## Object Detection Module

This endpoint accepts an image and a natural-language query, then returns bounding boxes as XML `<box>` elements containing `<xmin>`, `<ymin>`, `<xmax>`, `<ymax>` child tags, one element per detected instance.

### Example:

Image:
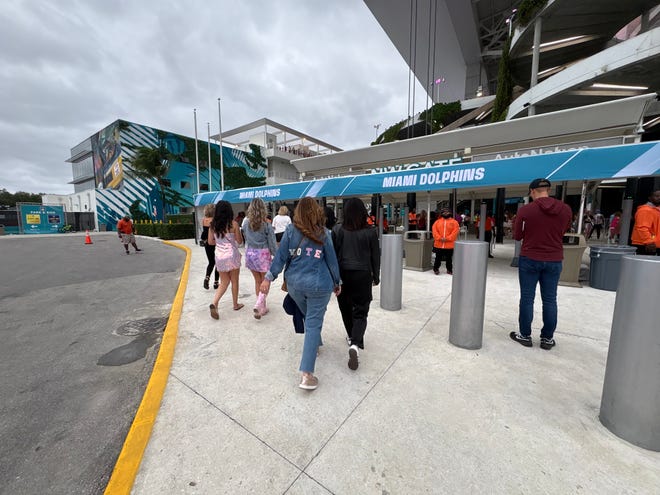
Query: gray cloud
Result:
<box><xmin>1</xmin><ymin>0</ymin><xmax>422</xmax><ymax>194</ymax></box>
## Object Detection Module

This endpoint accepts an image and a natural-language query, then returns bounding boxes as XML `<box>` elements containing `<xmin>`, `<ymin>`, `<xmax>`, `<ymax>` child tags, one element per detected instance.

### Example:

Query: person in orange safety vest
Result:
<box><xmin>431</xmin><ymin>208</ymin><xmax>460</xmax><ymax>275</ymax></box>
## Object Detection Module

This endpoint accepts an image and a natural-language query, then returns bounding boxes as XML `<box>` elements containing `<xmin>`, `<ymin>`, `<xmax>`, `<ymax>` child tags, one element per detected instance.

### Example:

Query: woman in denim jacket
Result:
<box><xmin>260</xmin><ymin>197</ymin><xmax>342</xmax><ymax>390</ymax></box>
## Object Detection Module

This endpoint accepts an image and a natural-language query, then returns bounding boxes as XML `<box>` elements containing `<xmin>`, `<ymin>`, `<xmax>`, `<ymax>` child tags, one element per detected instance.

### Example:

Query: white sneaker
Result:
<box><xmin>348</xmin><ymin>345</ymin><xmax>359</xmax><ymax>370</ymax></box>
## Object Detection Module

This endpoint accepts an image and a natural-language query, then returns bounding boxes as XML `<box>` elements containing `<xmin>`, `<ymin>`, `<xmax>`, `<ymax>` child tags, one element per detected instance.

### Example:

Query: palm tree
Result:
<box><xmin>128</xmin><ymin>145</ymin><xmax>182</xmax><ymax>220</ymax></box>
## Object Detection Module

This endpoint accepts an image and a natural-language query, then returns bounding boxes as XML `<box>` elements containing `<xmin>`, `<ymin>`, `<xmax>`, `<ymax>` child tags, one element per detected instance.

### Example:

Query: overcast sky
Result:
<box><xmin>0</xmin><ymin>0</ymin><xmax>431</xmax><ymax>195</ymax></box>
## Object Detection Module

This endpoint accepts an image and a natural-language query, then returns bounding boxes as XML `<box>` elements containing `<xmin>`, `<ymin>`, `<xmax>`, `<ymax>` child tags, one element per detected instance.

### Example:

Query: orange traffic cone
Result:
<box><xmin>84</xmin><ymin>230</ymin><xmax>93</xmax><ymax>245</ymax></box>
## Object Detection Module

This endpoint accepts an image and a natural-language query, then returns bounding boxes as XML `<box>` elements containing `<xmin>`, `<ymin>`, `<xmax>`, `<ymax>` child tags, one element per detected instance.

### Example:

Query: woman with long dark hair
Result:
<box><xmin>259</xmin><ymin>197</ymin><xmax>342</xmax><ymax>391</ymax></box>
<box><xmin>201</xmin><ymin>203</ymin><xmax>219</xmax><ymax>290</ymax></box>
<box><xmin>208</xmin><ymin>200</ymin><xmax>244</xmax><ymax>319</ymax></box>
<box><xmin>241</xmin><ymin>198</ymin><xmax>277</xmax><ymax>319</ymax></box>
<box><xmin>332</xmin><ymin>198</ymin><xmax>380</xmax><ymax>370</ymax></box>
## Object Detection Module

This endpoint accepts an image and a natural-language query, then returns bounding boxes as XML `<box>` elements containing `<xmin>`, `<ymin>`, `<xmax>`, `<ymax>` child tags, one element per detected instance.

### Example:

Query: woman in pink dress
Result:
<box><xmin>208</xmin><ymin>200</ymin><xmax>244</xmax><ymax>319</ymax></box>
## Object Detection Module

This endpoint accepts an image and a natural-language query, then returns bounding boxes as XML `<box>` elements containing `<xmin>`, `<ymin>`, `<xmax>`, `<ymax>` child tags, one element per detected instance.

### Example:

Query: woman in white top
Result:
<box><xmin>272</xmin><ymin>205</ymin><xmax>292</xmax><ymax>244</ymax></box>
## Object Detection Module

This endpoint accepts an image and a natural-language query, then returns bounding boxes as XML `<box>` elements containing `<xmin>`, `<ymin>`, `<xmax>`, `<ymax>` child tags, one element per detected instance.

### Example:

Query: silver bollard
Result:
<box><xmin>380</xmin><ymin>234</ymin><xmax>403</xmax><ymax>311</ymax></box>
<box><xmin>449</xmin><ymin>241</ymin><xmax>489</xmax><ymax>349</ymax></box>
<box><xmin>618</xmin><ymin>198</ymin><xmax>633</xmax><ymax>246</ymax></box>
<box><xmin>478</xmin><ymin>202</ymin><xmax>486</xmax><ymax>241</ymax></box>
<box><xmin>600</xmin><ymin>256</ymin><xmax>660</xmax><ymax>451</ymax></box>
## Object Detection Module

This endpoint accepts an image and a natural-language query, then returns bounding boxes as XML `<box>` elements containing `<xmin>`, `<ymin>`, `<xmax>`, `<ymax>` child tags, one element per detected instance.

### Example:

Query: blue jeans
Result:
<box><xmin>518</xmin><ymin>256</ymin><xmax>562</xmax><ymax>339</ymax></box>
<box><xmin>287</xmin><ymin>287</ymin><xmax>332</xmax><ymax>373</ymax></box>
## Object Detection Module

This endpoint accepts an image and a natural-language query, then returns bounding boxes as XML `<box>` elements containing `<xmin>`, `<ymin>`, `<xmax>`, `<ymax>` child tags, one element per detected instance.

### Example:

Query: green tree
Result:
<box><xmin>0</xmin><ymin>188</ymin><xmax>44</xmax><ymax>207</ymax></box>
<box><xmin>491</xmin><ymin>37</ymin><xmax>513</xmax><ymax>122</ymax></box>
<box><xmin>128</xmin><ymin>199</ymin><xmax>151</xmax><ymax>222</ymax></box>
<box><xmin>245</xmin><ymin>144</ymin><xmax>267</xmax><ymax>171</ymax></box>
<box><xmin>127</xmin><ymin>145</ymin><xmax>183</xmax><ymax>220</ymax></box>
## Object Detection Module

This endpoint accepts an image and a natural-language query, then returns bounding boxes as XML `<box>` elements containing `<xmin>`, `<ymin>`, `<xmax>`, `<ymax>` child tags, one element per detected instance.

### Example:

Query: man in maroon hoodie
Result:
<box><xmin>510</xmin><ymin>178</ymin><xmax>572</xmax><ymax>350</ymax></box>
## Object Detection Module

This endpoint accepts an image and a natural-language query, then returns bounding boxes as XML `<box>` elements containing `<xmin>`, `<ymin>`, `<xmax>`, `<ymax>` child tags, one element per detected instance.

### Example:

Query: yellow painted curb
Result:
<box><xmin>104</xmin><ymin>241</ymin><xmax>191</xmax><ymax>495</ymax></box>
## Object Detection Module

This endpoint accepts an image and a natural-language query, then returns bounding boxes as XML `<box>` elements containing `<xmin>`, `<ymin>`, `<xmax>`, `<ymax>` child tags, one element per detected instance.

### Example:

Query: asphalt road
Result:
<box><xmin>0</xmin><ymin>233</ymin><xmax>184</xmax><ymax>495</ymax></box>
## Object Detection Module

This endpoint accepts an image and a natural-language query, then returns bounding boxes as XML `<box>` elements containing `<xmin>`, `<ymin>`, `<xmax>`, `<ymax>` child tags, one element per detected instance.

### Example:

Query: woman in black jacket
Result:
<box><xmin>332</xmin><ymin>198</ymin><xmax>381</xmax><ymax>371</ymax></box>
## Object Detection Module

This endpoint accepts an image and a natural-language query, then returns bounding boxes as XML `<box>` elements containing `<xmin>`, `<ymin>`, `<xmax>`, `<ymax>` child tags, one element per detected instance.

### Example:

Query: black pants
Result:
<box><xmin>433</xmin><ymin>247</ymin><xmax>454</xmax><ymax>273</ymax></box>
<box><xmin>484</xmin><ymin>230</ymin><xmax>493</xmax><ymax>254</ymax></box>
<box><xmin>204</xmin><ymin>244</ymin><xmax>219</xmax><ymax>281</ymax></box>
<box><xmin>337</xmin><ymin>270</ymin><xmax>373</xmax><ymax>349</ymax></box>
<box><xmin>634</xmin><ymin>245</ymin><xmax>660</xmax><ymax>256</ymax></box>
<box><xmin>594</xmin><ymin>225</ymin><xmax>603</xmax><ymax>239</ymax></box>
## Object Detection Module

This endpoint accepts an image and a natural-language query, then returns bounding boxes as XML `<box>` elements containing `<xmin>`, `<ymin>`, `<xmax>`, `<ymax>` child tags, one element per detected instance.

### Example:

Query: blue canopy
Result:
<box><xmin>194</xmin><ymin>141</ymin><xmax>660</xmax><ymax>206</ymax></box>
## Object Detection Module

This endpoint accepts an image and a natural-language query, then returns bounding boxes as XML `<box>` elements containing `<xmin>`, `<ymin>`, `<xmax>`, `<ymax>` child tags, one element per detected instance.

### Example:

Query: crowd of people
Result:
<box><xmin>276</xmin><ymin>145</ymin><xmax>316</xmax><ymax>158</ymax></box>
<box><xmin>204</xmin><ymin>197</ymin><xmax>379</xmax><ymax>391</ymax></box>
<box><xmin>196</xmin><ymin>185</ymin><xmax>659</xmax><ymax>390</ymax></box>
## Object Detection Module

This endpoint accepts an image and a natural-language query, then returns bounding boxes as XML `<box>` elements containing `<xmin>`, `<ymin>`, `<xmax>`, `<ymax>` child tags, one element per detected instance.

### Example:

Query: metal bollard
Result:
<box><xmin>478</xmin><ymin>202</ymin><xmax>486</xmax><ymax>241</ymax></box>
<box><xmin>449</xmin><ymin>241</ymin><xmax>489</xmax><ymax>349</ymax></box>
<box><xmin>380</xmin><ymin>234</ymin><xmax>403</xmax><ymax>311</ymax></box>
<box><xmin>618</xmin><ymin>198</ymin><xmax>633</xmax><ymax>246</ymax></box>
<box><xmin>600</xmin><ymin>256</ymin><xmax>660</xmax><ymax>451</ymax></box>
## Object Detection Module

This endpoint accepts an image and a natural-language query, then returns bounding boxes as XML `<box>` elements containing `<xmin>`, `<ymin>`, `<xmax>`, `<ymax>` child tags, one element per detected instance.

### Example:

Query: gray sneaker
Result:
<box><xmin>299</xmin><ymin>374</ymin><xmax>318</xmax><ymax>390</ymax></box>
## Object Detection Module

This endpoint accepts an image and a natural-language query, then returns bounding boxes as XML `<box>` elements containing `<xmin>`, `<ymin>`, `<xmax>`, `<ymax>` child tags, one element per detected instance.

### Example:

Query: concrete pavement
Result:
<box><xmin>131</xmin><ymin>238</ymin><xmax>660</xmax><ymax>494</ymax></box>
<box><xmin>0</xmin><ymin>233</ymin><xmax>183</xmax><ymax>495</ymax></box>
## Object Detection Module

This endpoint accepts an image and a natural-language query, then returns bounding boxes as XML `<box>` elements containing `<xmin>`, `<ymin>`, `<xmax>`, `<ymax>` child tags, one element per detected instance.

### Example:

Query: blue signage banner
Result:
<box><xmin>194</xmin><ymin>141</ymin><xmax>660</xmax><ymax>206</ymax></box>
<box><xmin>19</xmin><ymin>204</ymin><xmax>65</xmax><ymax>234</ymax></box>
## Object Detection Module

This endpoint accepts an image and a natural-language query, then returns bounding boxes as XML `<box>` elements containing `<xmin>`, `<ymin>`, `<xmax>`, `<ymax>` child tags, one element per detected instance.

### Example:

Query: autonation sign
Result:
<box><xmin>371</xmin><ymin>157</ymin><xmax>462</xmax><ymax>174</ymax></box>
<box><xmin>471</xmin><ymin>137</ymin><xmax>625</xmax><ymax>162</ymax></box>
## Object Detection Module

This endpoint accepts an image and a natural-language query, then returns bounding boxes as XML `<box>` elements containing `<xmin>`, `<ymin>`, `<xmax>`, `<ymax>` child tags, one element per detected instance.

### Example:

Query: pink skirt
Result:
<box><xmin>215</xmin><ymin>243</ymin><xmax>241</xmax><ymax>272</ymax></box>
<box><xmin>245</xmin><ymin>248</ymin><xmax>271</xmax><ymax>272</ymax></box>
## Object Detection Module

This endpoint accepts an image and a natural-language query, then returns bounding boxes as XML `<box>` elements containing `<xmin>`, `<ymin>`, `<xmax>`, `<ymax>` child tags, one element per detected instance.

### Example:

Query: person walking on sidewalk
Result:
<box><xmin>116</xmin><ymin>215</ymin><xmax>141</xmax><ymax>254</ymax></box>
<box><xmin>593</xmin><ymin>210</ymin><xmax>605</xmax><ymax>240</ymax></box>
<box><xmin>242</xmin><ymin>198</ymin><xmax>277</xmax><ymax>319</ymax></box>
<box><xmin>201</xmin><ymin>204</ymin><xmax>219</xmax><ymax>290</ymax></box>
<box><xmin>208</xmin><ymin>201</ymin><xmax>244</xmax><ymax>319</ymax></box>
<box><xmin>431</xmin><ymin>208</ymin><xmax>460</xmax><ymax>275</ymax></box>
<box><xmin>631</xmin><ymin>189</ymin><xmax>660</xmax><ymax>255</ymax></box>
<box><xmin>260</xmin><ymin>197</ymin><xmax>342</xmax><ymax>391</ymax></box>
<box><xmin>272</xmin><ymin>205</ymin><xmax>292</xmax><ymax>244</ymax></box>
<box><xmin>332</xmin><ymin>198</ymin><xmax>380</xmax><ymax>371</ymax></box>
<box><xmin>510</xmin><ymin>178</ymin><xmax>572</xmax><ymax>350</ymax></box>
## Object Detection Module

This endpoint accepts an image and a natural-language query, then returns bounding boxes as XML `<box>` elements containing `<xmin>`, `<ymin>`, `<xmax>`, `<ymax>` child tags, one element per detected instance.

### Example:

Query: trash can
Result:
<box><xmin>559</xmin><ymin>234</ymin><xmax>587</xmax><ymax>287</ymax></box>
<box><xmin>0</xmin><ymin>224</ymin><xmax>5</xmax><ymax>236</ymax></box>
<box><xmin>589</xmin><ymin>246</ymin><xmax>637</xmax><ymax>291</ymax></box>
<box><xmin>403</xmin><ymin>231</ymin><xmax>433</xmax><ymax>271</ymax></box>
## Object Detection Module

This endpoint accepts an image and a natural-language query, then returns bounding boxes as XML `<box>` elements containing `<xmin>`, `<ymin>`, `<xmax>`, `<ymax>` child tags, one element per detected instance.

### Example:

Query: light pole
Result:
<box><xmin>217</xmin><ymin>98</ymin><xmax>225</xmax><ymax>191</ymax></box>
<box><xmin>193</xmin><ymin>109</ymin><xmax>200</xmax><ymax>194</ymax></box>
<box><xmin>187</xmin><ymin>172</ymin><xmax>196</xmax><ymax>206</ymax></box>
<box><xmin>373</xmin><ymin>123</ymin><xmax>381</xmax><ymax>141</ymax></box>
<box><xmin>206</xmin><ymin>122</ymin><xmax>212</xmax><ymax>192</ymax></box>
<box><xmin>432</xmin><ymin>77</ymin><xmax>445</xmax><ymax>102</ymax></box>
<box><xmin>506</xmin><ymin>9</ymin><xmax>518</xmax><ymax>38</ymax></box>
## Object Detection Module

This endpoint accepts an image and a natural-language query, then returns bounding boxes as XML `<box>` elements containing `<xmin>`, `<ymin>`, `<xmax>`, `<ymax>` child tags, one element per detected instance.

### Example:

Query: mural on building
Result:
<box><xmin>92</xmin><ymin>122</ymin><xmax>124</xmax><ymax>189</ymax></box>
<box><xmin>93</xmin><ymin>120</ymin><xmax>266</xmax><ymax>230</ymax></box>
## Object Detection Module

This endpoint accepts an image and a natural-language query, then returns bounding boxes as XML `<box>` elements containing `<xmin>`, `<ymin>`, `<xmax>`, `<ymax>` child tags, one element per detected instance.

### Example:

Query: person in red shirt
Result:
<box><xmin>631</xmin><ymin>189</ymin><xmax>660</xmax><ymax>255</ymax></box>
<box><xmin>367</xmin><ymin>212</ymin><xmax>388</xmax><ymax>233</ymax></box>
<box><xmin>116</xmin><ymin>215</ymin><xmax>141</xmax><ymax>254</ymax></box>
<box><xmin>431</xmin><ymin>208</ymin><xmax>460</xmax><ymax>275</ymax></box>
<box><xmin>510</xmin><ymin>178</ymin><xmax>571</xmax><ymax>350</ymax></box>
<box><xmin>484</xmin><ymin>212</ymin><xmax>495</xmax><ymax>258</ymax></box>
